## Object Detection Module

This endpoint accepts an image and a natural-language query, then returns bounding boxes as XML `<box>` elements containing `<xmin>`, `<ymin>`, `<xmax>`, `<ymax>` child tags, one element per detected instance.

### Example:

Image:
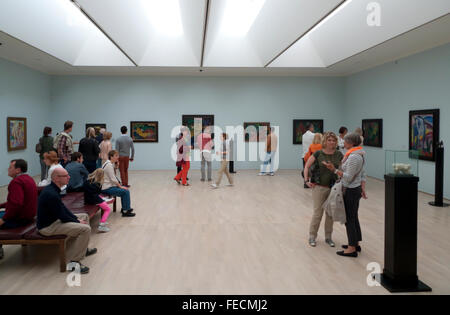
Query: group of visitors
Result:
<box><xmin>0</xmin><ymin>122</ymin><xmax>137</xmax><ymax>273</ymax></box>
<box><xmin>302</xmin><ymin>124</ymin><xmax>367</xmax><ymax>258</ymax></box>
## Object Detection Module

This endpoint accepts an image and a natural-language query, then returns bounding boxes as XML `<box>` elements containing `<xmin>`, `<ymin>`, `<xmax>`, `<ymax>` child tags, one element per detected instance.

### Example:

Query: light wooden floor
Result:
<box><xmin>0</xmin><ymin>170</ymin><xmax>449</xmax><ymax>295</ymax></box>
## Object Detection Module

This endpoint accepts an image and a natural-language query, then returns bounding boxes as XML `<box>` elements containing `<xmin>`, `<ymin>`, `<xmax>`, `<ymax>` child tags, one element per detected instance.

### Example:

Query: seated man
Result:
<box><xmin>65</xmin><ymin>152</ymin><xmax>89</xmax><ymax>192</ymax></box>
<box><xmin>37</xmin><ymin>168</ymin><xmax>97</xmax><ymax>274</ymax></box>
<box><xmin>0</xmin><ymin>159</ymin><xmax>37</xmax><ymax>259</ymax></box>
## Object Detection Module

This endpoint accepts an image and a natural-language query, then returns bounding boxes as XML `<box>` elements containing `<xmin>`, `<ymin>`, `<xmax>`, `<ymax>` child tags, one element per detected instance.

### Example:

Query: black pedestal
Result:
<box><xmin>429</xmin><ymin>146</ymin><xmax>449</xmax><ymax>207</ymax></box>
<box><xmin>378</xmin><ymin>175</ymin><xmax>432</xmax><ymax>293</ymax></box>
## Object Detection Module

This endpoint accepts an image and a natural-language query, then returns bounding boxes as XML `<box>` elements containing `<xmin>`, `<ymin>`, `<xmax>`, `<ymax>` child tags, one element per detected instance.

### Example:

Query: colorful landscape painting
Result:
<box><xmin>293</xmin><ymin>119</ymin><xmax>323</xmax><ymax>144</ymax></box>
<box><xmin>86</xmin><ymin>123</ymin><xmax>106</xmax><ymax>136</ymax></box>
<box><xmin>7</xmin><ymin>117</ymin><xmax>27</xmax><ymax>151</ymax></box>
<box><xmin>244</xmin><ymin>122</ymin><xmax>270</xmax><ymax>142</ymax></box>
<box><xmin>182</xmin><ymin>115</ymin><xmax>214</xmax><ymax>147</ymax></box>
<box><xmin>362</xmin><ymin>119</ymin><xmax>383</xmax><ymax>148</ymax></box>
<box><xmin>409</xmin><ymin>109</ymin><xmax>439</xmax><ymax>161</ymax></box>
<box><xmin>130</xmin><ymin>121</ymin><xmax>158</xmax><ymax>143</ymax></box>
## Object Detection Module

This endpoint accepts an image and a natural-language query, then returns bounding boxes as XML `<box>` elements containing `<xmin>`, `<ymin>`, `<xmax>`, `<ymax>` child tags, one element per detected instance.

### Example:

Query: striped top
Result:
<box><xmin>341</xmin><ymin>151</ymin><xmax>367</xmax><ymax>188</ymax></box>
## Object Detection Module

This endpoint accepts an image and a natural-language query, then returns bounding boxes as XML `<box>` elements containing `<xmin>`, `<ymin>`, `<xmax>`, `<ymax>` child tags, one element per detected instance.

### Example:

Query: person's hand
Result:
<box><xmin>120</xmin><ymin>185</ymin><xmax>129</xmax><ymax>190</ymax></box>
<box><xmin>79</xmin><ymin>220</ymin><xmax>88</xmax><ymax>225</ymax></box>
<box><xmin>306</xmin><ymin>181</ymin><xmax>315</xmax><ymax>188</ymax></box>
<box><xmin>0</xmin><ymin>218</ymin><xmax>4</xmax><ymax>227</ymax></box>
<box><xmin>322</xmin><ymin>161</ymin><xmax>336</xmax><ymax>172</ymax></box>
<box><xmin>362</xmin><ymin>189</ymin><xmax>368</xmax><ymax>199</ymax></box>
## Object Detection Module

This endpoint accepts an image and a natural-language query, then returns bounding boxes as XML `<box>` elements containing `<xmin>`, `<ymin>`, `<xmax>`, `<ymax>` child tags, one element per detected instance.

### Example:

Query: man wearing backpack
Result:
<box><xmin>54</xmin><ymin>121</ymin><xmax>77</xmax><ymax>168</ymax></box>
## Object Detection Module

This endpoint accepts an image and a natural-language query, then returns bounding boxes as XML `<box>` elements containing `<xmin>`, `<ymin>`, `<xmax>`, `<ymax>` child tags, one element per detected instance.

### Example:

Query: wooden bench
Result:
<box><xmin>0</xmin><ymin>192</ymin><xmax>116</xmax><ymax>272</ymax></box>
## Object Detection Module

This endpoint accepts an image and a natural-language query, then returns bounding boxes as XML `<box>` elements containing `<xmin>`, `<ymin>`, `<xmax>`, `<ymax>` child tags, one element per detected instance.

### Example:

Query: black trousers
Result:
<box><xmin>83</xmin><ymin>160</ymin><xmax>97</xmax><ymax>174</ymax></box>
<box><xmin>229</xmin><ymin>161</ymin><xmax>235</xmax><ymax>173</ymax></box>
<box><xmin>343</xmin><ymin>186</ymin><xmax>363</xmax><ymax>246</ymax></box>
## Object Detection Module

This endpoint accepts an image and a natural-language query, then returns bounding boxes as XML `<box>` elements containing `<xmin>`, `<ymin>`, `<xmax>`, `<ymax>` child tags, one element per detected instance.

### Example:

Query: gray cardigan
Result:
<box><xmin>341</xmin><ymin>151</ymin><xmax>366</xmax><ymax>188</ymax></box>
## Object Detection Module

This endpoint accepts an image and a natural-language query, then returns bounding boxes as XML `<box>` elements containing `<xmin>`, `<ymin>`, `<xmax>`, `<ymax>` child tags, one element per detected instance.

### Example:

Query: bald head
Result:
<box><xmin>52</xmin><ymin>167</ymin><xmax>70</xmax><ymax>188</ymax></box>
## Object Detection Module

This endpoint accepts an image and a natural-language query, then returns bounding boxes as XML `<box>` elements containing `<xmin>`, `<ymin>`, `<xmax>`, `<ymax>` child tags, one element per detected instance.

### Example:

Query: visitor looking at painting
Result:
<box><xmin>99</xmin><ymin>131</ymin><xmax>113</xmax><ymax>165</ymax></box>
<box><xmin>37</xmin><ymin>126</ymin><xmax>56</xmax><ymax>181</ymax></box>
<box><xmin>115</xmin><ymin>126</ymin><xmax>135</xmax><ymax>188</ymax></box>
<box><xmin>78</xmin><ymin>127</ymin><xmax>101</xmax><ymax>174</ymax></box>
<box><xmin>258</xmin><ymin>127</ymin><xmax>278</xmax><ymax>176</ymax></box>
<box><xmin>197</xmin><ymin>126</ymin><xmax>214</xmax><ymax>182</ymax></box>
<box><xmin>302</xmin><ymin>124</ymin><xmax>315</xmax><ymax>188</ymax></box>
<box><xmin>338</xmin><ymin>126</ymin><xmax>348</xmax><ymax>155</ymax></box>
<box><xmin>55</xmin><ymin>121</ymin><xmax>78</xmax><ymax>168</ymax></box>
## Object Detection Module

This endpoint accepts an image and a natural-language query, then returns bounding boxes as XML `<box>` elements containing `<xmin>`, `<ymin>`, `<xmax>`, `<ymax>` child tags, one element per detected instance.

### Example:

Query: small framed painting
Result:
<box><xmin>86</xmin><ymin>123</ymin><xmax>107</xmax><ymax>136</ymax></box>
<box><xmin>7</xmin><ymin>117</ymin><xmax>27</xmax><ymax>152</ymax></box>
<box><xmin>293</xmin><ymin>119</ymin><xmax>323</xmax><ymax>144</ymax></box>
<box><xmin>244</xmin><ymin>122</ymin><xmax>270</xmax><ymax>142</ymax></box>
<box><xmin>362</xmin><ymin>119</ymin><xmax>383</xmax><ymax>148</ymax></box>
<box><xmin>130</xmin><ymin>121</ymin><xmax>159</xmax><ymax>143</ymax></box>
<box><xmin>409</xmin><ymin>109</ymin><xmax>440</xmax><ymax>161</ymax></box>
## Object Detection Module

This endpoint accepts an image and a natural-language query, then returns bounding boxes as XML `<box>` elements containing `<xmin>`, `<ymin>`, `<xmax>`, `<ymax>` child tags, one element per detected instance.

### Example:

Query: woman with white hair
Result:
<box><xmin>78</xmin><ymin>127</ymin><xmax>100</xmax><ymax>173</ymax></box>
<box><xmin>323</xmin><ymin>132</ymin><xmax>367</xmax><ymax>258</ymax></box>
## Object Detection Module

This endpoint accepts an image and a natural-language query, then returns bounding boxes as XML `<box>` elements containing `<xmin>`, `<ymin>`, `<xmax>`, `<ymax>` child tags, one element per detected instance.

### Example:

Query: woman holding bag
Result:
<box><xmin>304</xmin><ymin>132</ymin><xmax>343</xmax><ymax>248</ymax></box>
<box><xmin>323</xmin><ymin>132</ymin><xmax>367</xmax><ymax>258</ymax></box>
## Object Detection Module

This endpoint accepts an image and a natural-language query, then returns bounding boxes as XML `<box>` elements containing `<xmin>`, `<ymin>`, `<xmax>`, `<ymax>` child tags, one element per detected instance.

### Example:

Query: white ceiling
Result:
<box><xmin>0</xmin><ymin>0</ymin><xmax>449</xmax><ymax>76</ymax></box>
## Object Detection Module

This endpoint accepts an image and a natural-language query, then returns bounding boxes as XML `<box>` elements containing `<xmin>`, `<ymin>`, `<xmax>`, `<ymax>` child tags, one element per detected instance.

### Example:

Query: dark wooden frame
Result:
<box><xmin>130</xmin><ymin>121</ymin><xmax>159</xmax><ymax>143</ymax></box>
<box><xmin>243</xmin><ymin>122</ymin><xmax>270</xmax><ymax>142</ymax></box>
<box><xmin>362</xmin><ymin>119</ymin><xmax>383</xmax><ymax>148</ymax></box>
<box><xmin>7</xmin><ymin>117</ymin><xmax>27</xmax><ymax>152</ymax></box>
<box><xmin>182</xmin><ymin>115</ymin><xmax>215</xmax><ymax>146</ymax></box>
<box><xmin>409</xmin><ymin>109</ymin><xmax>440</xmax><ymax>161</ymax></box>
<box><xmin>293</xmin><ymin>119</ymin><xmax>324</xmax><ymax>144</ymax></box>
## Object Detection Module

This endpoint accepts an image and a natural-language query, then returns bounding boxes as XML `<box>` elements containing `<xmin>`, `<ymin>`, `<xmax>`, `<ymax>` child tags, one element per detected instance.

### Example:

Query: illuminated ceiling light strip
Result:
<box><xmin>220</xmin><ymin>0</ymin><xmax>266</xmax><ymax>37</ymax></box>
<box><xmin>71</xmin><ymin>0</ymin><xmax>138</xmax><ymax>66</ymax></box>
<box><xmin>265</xmin><ymin>0</ymin><xmax>349</xmax><ymax>67</ymax></box>
<box><xmin>142</xmin><ymin>0</ymin><xmax>184</xmax><ymax>37</ymax></box>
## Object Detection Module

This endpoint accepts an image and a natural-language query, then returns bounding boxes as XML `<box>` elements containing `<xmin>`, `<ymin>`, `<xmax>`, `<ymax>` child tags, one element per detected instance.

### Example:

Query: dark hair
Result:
<box><xmin>64</xmin><ymin>121</ymin><xmax>73</xmax><ymax>131</ymax></box>
<box><xmin>11</xmin><ymin>159</ymin><xmax>28</xmax><ymax>173</ymax></box>
<box><xmin>339</xmin><ymin>126</ymin><xmax>348</xmax><ymax>134</ymax></box>
<box><xmin>306</xmin><ymin>123</ymin><xmax>313</xmax><ymax>130</ymax></box>
<box><xmin>43</xmin><ymin>126</ymin><xmax>52</xmax><ymax>136</ymax></box>
<box><xmin>121</xmin><ymin>126</ymin><xmax>127</xmax><ymax>134</ymax></box>
<box><xmin>222</xmin><ymin>133</ymin><xmax>228</xmax><ymax>140</ymax></box>
<box><xmin>108</xmin><ymin>150</ymin><xmax>119</xmax><ymax>159</ymax></box>
<box><xmin>71</xmin><ymin>152</ymin><xmax>83</xmax><ymax>162</ymax></box>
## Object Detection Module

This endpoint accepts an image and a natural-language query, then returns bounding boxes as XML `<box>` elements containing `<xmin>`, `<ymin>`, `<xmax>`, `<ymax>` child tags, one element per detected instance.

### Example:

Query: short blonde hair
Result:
<box><xmin>322</xmin><ymin>131</ymin><xmax>338</xmax><ymax>148</ymax></box>
<box><xmin>312</xmin><ymin>133</ymin><xmax>323</xmax><ymax>145</ymax></box>
<box><xmin>88</xmin><ymin>168</ymin><xmax>104</xmax><ymax>185</ymax></box>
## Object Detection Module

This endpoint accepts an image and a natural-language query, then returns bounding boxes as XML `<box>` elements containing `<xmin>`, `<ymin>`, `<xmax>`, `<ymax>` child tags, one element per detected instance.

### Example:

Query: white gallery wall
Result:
<box><xmin>345</xmin><ymin>43</ymin><xmax>450</xmax><ymax>198</ymax></box>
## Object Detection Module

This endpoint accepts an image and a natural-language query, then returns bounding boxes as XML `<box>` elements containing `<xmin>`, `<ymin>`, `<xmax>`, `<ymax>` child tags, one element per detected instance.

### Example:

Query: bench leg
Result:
<box><xmin>59</xmin><ymin>240</ymin><xmax>66</xmax><ymax>273</ymax></box>
<box><xmin>113</xmin><ymin>199</ymin><xmax>117</xmax><ymax>212</ymax></box>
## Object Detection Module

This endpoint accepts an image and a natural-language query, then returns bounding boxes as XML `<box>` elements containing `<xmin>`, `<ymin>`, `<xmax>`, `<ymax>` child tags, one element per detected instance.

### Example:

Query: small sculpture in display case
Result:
<box><xmin>385</xmin><ymin>150</ymin><xmax>419</xmax><ymax>177</ymax></box>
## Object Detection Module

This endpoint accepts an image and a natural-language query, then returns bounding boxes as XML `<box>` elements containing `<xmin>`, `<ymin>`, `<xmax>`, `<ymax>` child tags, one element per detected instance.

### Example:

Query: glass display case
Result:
<box><xmin>385</xmin><ymin>150</ymin><xmax>419</xmax><ymax>177</ymax></box>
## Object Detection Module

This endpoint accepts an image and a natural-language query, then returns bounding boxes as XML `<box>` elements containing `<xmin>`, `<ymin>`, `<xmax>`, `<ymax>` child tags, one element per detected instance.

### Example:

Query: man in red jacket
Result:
<box><xmin>0</xmin><ymin>159</ymin><xmax>37</xmax><ymax>259</ymax></box>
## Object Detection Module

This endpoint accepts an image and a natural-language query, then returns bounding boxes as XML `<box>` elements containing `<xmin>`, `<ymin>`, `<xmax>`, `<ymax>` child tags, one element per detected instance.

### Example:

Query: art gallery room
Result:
<box><xmin>0</xmin><ymin>0</ymin><xmax>450</xmax><ymax>298</ymax></box>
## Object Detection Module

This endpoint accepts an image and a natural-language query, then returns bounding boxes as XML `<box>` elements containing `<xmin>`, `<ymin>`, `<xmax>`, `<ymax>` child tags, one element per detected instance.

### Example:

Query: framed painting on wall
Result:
<box><xmin>182</xmin><ymin>115</ymin><xmax>214</xmax><ymax>147</ymax></box>
<box><xmin>86</xmin><ymin>123</ymin><xmax>107</xmax><ymax>136</ymax></box>
<box><xmin>7</xmin><ymin>117</ymin><xmax>27</xmax><ymax>152</ymax></box>
<box><xmin>130</xmin><ymin>121</ymin><xmax>158</xmax><ymax>143</ymax></box>
<box><xmin>409</xmin><ymin>109</ymin><xmax>440</xmax><ymax>161</ymax></box>
<box><xmin>362</xmin><ymin>119</ymin><xmax>383</xmax><ymax>148</ymax></box>
<box><xmin>244</xmin><ymin>122</ymin><xmax>270</xmax><ymax>142</ymax></box>
<box><xmin>293</xmin><ymin>119</ymin><xmax>323</xmax><ymax>144</ymax></box>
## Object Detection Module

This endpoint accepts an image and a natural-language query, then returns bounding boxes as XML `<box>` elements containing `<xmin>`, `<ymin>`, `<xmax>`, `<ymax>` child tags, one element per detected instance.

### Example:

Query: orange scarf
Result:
<box><xmin>344</xmin><ymin>146</ymin><xmax>363</xmax><ymax>158</ymax></box>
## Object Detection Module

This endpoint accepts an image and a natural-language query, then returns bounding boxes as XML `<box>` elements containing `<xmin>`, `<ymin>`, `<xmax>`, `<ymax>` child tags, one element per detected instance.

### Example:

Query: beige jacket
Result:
<box><xmin>101</xmin><ymin>160</ymin><xmax>120</xmax><ymax>190</ymax></box>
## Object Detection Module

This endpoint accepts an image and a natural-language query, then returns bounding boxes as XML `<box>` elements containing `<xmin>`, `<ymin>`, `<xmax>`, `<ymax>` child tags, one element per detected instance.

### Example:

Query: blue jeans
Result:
<box><xmin>260</xmin><ymin>152</ymin><xmax>275</xmax><ymax>174</ymax></box>
<box><xmin>101</xmin><ymin>187</ymin><xmax>131</xmax><ymax>211</ymax></box>
<box><xmin>0</xmin><ymin>211</ymin><xmax>31</xmax><ymax>230</ymax></box>
<box><xmin>96</xmin><ymin>158</ymin><xmax>102</xmax><ymax>169</ymax></box>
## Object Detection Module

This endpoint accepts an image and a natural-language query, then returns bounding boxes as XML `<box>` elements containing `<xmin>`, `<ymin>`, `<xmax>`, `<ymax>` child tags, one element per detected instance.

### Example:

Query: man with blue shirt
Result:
<box><xmin>65</xmin><ymin>152</ymin><xmax>89</xmax><ymax>192</ymax></box>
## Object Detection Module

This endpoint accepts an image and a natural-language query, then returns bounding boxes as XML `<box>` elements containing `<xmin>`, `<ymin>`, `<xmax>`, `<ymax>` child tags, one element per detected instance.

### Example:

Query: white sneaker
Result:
<box><xmin>226</xmin><ymin>183</ymin><xmax>234</xmax><ymax>187</ymax></box>
<box><xmin>102</xmin><ymin>197</ymin><xmax>114</xmax><ymax>203</ymax></box>
<box><xmin>258</xmin><ymin>172</ymin><xmax>266</xmax><ymax>176</ymax></box>
<box><xmin>268</xmin><ymin>172</ymin><xmax>274</xmax><ymax>176</ymax></box>
<box><xmin>98</xmin><ymin>224</ymin><xmax>110</xmax><ymax>233</ymax></box>
<box><xmin>210</xmin><ymin>184</ymin><xmax>218</xmax><ymax>189</ymax></box>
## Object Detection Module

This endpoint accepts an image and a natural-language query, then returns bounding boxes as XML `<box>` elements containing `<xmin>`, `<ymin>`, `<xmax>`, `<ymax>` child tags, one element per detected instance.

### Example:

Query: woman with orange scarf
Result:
<box><xmin>323</xmin><ymin>132</ymin><xmax>367</xmax><ymax>258</ymax></box>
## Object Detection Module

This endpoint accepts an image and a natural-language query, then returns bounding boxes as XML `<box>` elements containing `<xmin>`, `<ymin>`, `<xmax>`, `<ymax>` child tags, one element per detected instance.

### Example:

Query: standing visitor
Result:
<box><xmin>197</xmin><ymin>126</ymin><xmax>213</xmax><ymax>182</ymax></box>
<box><xmin>258</xmin><ymin>127</ymin><xmax>278</xmax><ymax>176</ymax></box>
<box><xmin>99</xmin><ymin>131</ymin><xmax>113</xmax><ymax>166</ymax></box>
<box><xmin>302</xmin><ymin>124</ymin><xmax>315</xmax><ymax>188</ymax></box>
<box><xmin>78</xmin><ymin>127</ymin><xmax>100</xmax><ymax>174</ymax></box>
<box><xmin>37</xmin><ymin>126</ymin><xmax>55</xmax><ymax>181</ymax></box>
<box><xmin>115</xmin><ymin>126</ymin><xmax>135</xmax><ymax>188</ymax></box>
<box><xmin>304</xmin><ymin>132</ymin><xmax>343</xmax><ymax>248</ymax></box>
<box><xmin>174</xmin><ymin>127</ymin><xmax>191</xmax><ymax>186</ymax></box>
<box><xmin>338</xmin><ymin>126</ymin><xmax>348</xmax><ymax>155</ymax></box>
<box><xmin>211</xmin><ymin>133</ymin><xmax>234</xmax><ymax>189</ymax></box>
<box><xmin>55</xmin><ymin>121</ymin><xmax>77</xmax><ymax>168</ymax></box>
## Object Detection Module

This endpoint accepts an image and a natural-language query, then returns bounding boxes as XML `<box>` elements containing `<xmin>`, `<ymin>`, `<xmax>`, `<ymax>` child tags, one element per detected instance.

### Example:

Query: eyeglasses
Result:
<box><xmin>57</xmin><ymin>175</ymin><xmax>69</xmax><ymax>177</ymax></box>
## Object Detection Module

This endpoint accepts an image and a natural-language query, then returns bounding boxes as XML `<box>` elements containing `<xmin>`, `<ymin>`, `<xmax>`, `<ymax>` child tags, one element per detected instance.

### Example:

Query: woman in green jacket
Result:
<box><xmin>38</xmin><ymin>126</ymin><xmax>56</xmax><ymax>180</ymax></box>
